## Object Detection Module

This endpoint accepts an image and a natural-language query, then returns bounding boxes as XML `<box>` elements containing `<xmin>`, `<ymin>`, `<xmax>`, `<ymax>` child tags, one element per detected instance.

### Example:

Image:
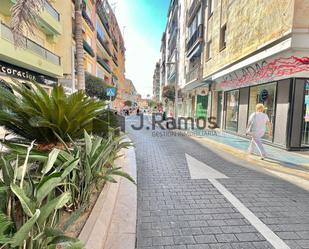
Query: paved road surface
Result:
<box><xmin>127</xmin><ymin>115</ymin><xmax>309</xmax><ymax>249</ymax></box>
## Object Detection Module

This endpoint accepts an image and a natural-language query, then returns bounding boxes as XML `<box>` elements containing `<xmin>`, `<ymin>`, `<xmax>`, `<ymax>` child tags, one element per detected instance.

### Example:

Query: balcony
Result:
<box><xmin>97</xmin><ymin>55</ymin><xmax>111</xmax><ymax>74</ymax></box>
<box><xmin>0</xmin><ymin>0</ymin><xmax>61</xmax><ymax>36</ymax></box>
<box><xmin>112</xmin><ymin>38</ymin><xmax>118</xmax><ymax>51</ymax></box>
<box><xmin>96</xmin><ymin>7</ymin><xmax>112</xmax><ymax>38</ymax></box>
<box><xmin>96</xmin><ymin>33</ymin><xmax>112</xmax><ymax>57</ymax></box>
<box><xmin>112</xmin><ymin>55</ymin><xmax>118</xmax><ymax>66</ymax></box>
<box><xmin>82</xmin><ymin>4</ymin><xmax>95</xmax><ymax>31</ymax></box>
<box><xmin>187</xmin><ymin>0</ymin><xmax>201</xmax><ymax>26</ymax></box>
<box><xmin>186</xmin><ymin>65</ymin><xmax>201</xmax><ymax>83</ymax></box>
<box><xmin>112</xmin><ymin>75</ymin><xmax>118</xmax><ymax>85</ymax></box>
<box><xmin>0</xmin><ymin>23</ymin><xmax>62</xmax><ymax>77</ymax></box>
<box><xmin>83</xmin><ymin>40</ymin><xmax>95</xmax><ymax>57</ymax></box>
<box><xmin>186</xmin><ymin>24</ymin><xmax>203</xmax><ymax>52</ymax></box>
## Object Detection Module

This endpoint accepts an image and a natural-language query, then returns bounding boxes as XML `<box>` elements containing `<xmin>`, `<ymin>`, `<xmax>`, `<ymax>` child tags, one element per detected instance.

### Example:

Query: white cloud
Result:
<box><xmin>110</xmin><ymin>0</ymin><xmax>160</xmax><ymax>98</ymax></box>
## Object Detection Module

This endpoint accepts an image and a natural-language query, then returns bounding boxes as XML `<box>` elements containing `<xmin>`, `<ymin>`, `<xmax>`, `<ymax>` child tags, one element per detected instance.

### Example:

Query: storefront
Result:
<box><xmin>213</xmin><ymin>51</ymin><xmax>309</xmax><ymax>150</ymax></box>
<box><xmin>0</xmin><ymin>61</ymin><xmax>58</xmax><ymax>93</ymax></box>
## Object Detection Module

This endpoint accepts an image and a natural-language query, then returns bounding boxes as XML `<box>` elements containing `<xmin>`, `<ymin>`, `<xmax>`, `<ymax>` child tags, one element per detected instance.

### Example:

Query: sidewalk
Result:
<box><xmin>192</xmin><ymin>130</ymin><xmax>309</xmax><ymax>178</ymax></box>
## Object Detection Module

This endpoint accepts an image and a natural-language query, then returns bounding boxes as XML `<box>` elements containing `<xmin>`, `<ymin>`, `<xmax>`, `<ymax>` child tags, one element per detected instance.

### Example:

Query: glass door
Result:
<box><xmin>217</xmin><ymin>91</ymin><xmax>223</xmax><ymax>128</ymax></box>
<box><xmin>302</xmin><ymin>81</ymin><xmax>309</xmax><ymax>146</ymax></box>
<box><xmin>225</xmin><ymin>90</ymin><xmax>239</xmax><ymax>132</ymax></box>
<box><xmin>196</xmin><ymin>95</ymin><xmax>208</xmax><ymax>119</ymax></box>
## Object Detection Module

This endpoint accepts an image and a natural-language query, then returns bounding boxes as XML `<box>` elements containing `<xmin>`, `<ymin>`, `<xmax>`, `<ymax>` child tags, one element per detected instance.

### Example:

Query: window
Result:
<box><xmin>248</xmin><ymin>82</ymin><xmax>277</xmax><ymax>141</ymax></box>
<box><xmin>302</xmin><ymin>80</ymin><xmax>309</xmax><ymax>146</ymax></box>
<box><xmin>219</xmin><ymin>24</ymin><xmax>227</xmax><ymax>50</ymax></box>
<box><xmin>206</xmin><ymin>40</ymin><xmax>212</xmax><ymax>60</ymax></box>
<box><xmin>97</xmin><ymin>66</ymin><xmax>105</xmax><ymax>79</ymax></box>
<box><xmin>225</xmin><ymin>90</ymin><xmax>239</xmax><ymax>132</ymax></box>
<box><xmin>208</xmin><ymin>0</ymin><xmax>215</xmax><ymax>17</ymax></box>
<box><xmin>96</xmin><ymin>21</ymin><xmax>105</xmax><ymax>40</ymax></box>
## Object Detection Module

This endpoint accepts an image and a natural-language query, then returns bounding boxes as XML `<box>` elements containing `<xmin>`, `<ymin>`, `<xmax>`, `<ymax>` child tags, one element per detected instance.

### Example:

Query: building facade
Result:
<box><xmin>123</xmin><ymin>78</ymin><xmax>138</xmax><ymax>106</ymax></box>
<box><xmin>160</xmin><ymin>0</ymin><xmax>309</xmax><ymax>150</ymax></box>
<box><xmin>0</xmin><ymin>0</ymin><xmax>125</xmax><ymax>100</ymax></box>
<box><xmin>82</xmin><ymin>0</ymin><xmax>126</xmax><ymax>109</ymax></box>
<box><xmin>152</xmin><ymin>61</ymin><xmax>161</xmax><ymax>102</ymax></box>
<box><xmin>0</xmin><ymin>0</ymin><xmax>69</xmax><ymax>92</ymax></box>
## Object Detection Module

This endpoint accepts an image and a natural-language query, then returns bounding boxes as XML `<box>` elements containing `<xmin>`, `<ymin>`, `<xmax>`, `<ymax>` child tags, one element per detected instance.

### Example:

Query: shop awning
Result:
<box><xmin>182</xmin><ymin>79</ymin><xmax>212</xmax><ymax>91</ymax></box>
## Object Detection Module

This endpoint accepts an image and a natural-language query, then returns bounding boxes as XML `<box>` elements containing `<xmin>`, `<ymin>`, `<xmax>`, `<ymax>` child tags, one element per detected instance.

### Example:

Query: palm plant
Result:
<box><xmin>0</xmin><ymin>82</ymin><xmax>107</xmax><ymax>147</ymax></box>
<box><xmin>10</xmin><ymin>0</ymin><xmax>85</xmax><ymax>89</ymax></box>
<box><xmin>0</xmin><ymin>144</ymin><xmax>84</xmax><ymax>249</ymax></box>
<box><xmin>3</xmin><ymin>131</ymin><xmax>135</xmax><ymax>209</ymax></box>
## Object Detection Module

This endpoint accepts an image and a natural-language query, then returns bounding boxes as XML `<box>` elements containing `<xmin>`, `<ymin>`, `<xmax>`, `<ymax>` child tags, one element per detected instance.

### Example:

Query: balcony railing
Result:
<box><xmin>186</xmin><ymin>65</ymin><xmax>200</xmax><ymax>83</ymax></box>
<box><xmin>168</xmin><ymin>25</ymin><xmax>177</xmax><ymax>45</ymax></box>
<box><xmin>112</xmin><ymin>39</ymin><xmax>118</xmax><ymax>51</ymax></box>
<box><xmin>97</xmin><ymin>55</ymin><xmax>111</xmax><ymax>74</ymax></box>
<box><xmin>97</xmin><ymin>7</ymin><xmax>111</xmax><ymax>38</ymax></box>
<box><xmin>83</xmin><ymin>40</ymin><xmax>95</xmax><ymax>57</ymax></box>
<box><xmin>186</xmin><ymin>24</ymin><xmax>203</xmax><ymax>51</ymax></box>
<box><xmin>187</xmin><ymin>0</ymin><xmax>201</xmax><ymax>25</ymax></box>
<box><xmin>96</xmin><ymin>33</ymin><xmax>112</xmax><ymax>56</ymax></box>
<box><xmin>112</xmin><ymin>56</ymin><xmax>118</xmax><ymax>66</ymax></box>
<box><xmin>82</xmin><ymin>2</ymin><xmax>95</xmax><ymax>31</ymax></box>
<box><xmin>45</xmin><ymin>0</ymin><xmax>60</xmax><ymax>21</ymax></box>
<box><xmin>0</xmin><ymin>23</ymin><xmax>61</xmax><ymax>65</ymax></box>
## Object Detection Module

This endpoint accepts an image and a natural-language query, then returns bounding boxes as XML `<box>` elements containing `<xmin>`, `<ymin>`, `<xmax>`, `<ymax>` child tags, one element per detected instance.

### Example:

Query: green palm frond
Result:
<box><xmin>0</xmin><ymin>82</ymin><xmax>107</xmax><ymax>145</ymax></box>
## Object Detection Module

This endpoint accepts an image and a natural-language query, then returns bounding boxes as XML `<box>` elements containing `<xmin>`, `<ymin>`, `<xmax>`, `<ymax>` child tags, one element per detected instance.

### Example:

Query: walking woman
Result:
<box><xmin>247</xmin><ymin>103</ymin><xmax>273</xmax><ymax>159</ymax></box>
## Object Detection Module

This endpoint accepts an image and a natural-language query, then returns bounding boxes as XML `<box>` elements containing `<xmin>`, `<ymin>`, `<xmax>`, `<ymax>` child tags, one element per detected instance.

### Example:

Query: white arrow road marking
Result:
<box><xmin>186</xmin><ymin>154</ymin><xmax>290</xmax><ymax>249</ymax></box>
<box><xmin>186</xmin><ymin>154</ymin><xmax>229</xmax><ymax>179</ymax></box>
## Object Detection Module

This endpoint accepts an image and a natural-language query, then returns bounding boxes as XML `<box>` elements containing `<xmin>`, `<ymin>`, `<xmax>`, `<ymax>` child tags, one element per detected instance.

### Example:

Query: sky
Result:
<box><xmin>109</xmin><ymin>0</ymin><xmax>170</xmax><ymax>98</ymax></box>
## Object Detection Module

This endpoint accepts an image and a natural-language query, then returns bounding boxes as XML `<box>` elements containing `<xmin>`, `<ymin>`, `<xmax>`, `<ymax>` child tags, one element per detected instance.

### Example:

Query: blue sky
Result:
<box><xmin>110</xmin><ymin>0</ymin><xmax>169</xmax><ymax>97</ymax></box>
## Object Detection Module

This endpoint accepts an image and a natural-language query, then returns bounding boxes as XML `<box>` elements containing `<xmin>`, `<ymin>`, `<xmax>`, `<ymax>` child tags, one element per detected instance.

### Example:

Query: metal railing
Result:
<box><xmin>97</xmin><ymin>55</ymin><xmax>111</xmax><ymax>73</ymax></box>
<box><xmin>186</xmin><ymin>24</ymin><xmax>203</xmax><ymax>51</ymax></box>
<box><xmin>45</xmin><ymin>0</ymin><xmax>60</xmax><ymax>21</ymax></box>
<box><xmin>186</xmin><ymin>65</ymin><xmax>200</xmax><ymax>83</ymax></box>
<box><xmin>0</xmin><ymin>23</ymin><xmax>61</xmax><ymax>65</ymax></box>
<box><xmin>97</xmin><ymin>33</ymin><xmax>112</xmax><ymax>56</ymax></box>
<box><xmin>187</xmin><ymin>0</ymin><xmax>201</xmax><ymax>25</ymax></box>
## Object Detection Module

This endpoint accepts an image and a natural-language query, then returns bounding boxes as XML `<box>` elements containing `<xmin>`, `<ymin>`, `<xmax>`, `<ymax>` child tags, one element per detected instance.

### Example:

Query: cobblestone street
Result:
<box><xmin>127</xmin><ymin>115</ymin><xmax>309</xmax><ymax>249</ymax></box>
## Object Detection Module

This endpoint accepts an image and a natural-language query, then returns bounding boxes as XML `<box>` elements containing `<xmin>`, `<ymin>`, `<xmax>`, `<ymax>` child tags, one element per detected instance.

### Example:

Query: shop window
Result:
<box><xmin>248</xmin><ymin>82</ymin><xmax>277</xmax><ymax>141</ymax></box>
<box><xmin>302</xmin><ymin>81</ymin><xmax>309</xmax><ymax>146</ymax></box>
<box><xmin>219</xmin><ymin>24</ymin><xmax>227</xmax><ymax>51</ymax></box>
<box><xmin>225</xmin><ymin>90</ymin><xmax>239</xmax><ymax>132</ymax></box>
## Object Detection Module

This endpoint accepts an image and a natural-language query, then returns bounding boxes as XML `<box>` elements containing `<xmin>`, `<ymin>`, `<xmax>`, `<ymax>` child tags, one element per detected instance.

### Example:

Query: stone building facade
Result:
<box><xmin>160</xmin><ymin>0</ymin><xmax>309</xmax><ymax>150</ymax></box>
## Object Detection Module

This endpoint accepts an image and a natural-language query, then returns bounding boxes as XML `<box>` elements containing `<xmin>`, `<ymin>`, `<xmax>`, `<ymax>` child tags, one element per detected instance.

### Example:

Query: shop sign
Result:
<box><xmin>217</xmin><ymin>56</ymin><xmax>309</xmax><ymax>90</ymax></box>
<box><xmin>305</xmin><ymin>95</ymin><xmax>309</xmax><ymax>105</ymax></box>
<box><xmin>0</xmin><ymin>61</ymin><xmax>57</xmax><ymax>85</ymax></box>
<box><xmin>306</xmin><ymin>81</ymin><xmax>309</xmax><ymax>89</ymax></box>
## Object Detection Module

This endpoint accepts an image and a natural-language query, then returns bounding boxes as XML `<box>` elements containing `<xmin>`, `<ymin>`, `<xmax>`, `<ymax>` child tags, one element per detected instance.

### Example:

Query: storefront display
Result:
<box><xmin>302</xmin><ymin>81</ymin><xmax>309</xmax><ymax>146</ymax></box>
<box><xmin>249</xmin><ymin>82</ymin><xmax>277</xmax><ymax>140</ymax></box>
<box><xmin>225</xmin><ymin>90</ymin><xmax>239</xmax><ymax>132</ymax></box>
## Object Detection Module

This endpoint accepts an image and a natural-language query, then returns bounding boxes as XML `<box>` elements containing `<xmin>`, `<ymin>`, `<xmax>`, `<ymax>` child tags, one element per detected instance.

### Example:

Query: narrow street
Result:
<box><xmin>127</xmin><ymin>115</ymin><xmax>309</xmax><ymax>249</ymax></box>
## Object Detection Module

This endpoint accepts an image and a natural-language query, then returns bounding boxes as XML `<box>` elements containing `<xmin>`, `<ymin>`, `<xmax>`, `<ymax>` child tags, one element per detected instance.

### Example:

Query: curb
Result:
<box><xmin>191</xmin><ymin>135</ymin><xmax>309</xmax><ymax>181</ymax></box>
<box><xmin>79</xmin><ymin>140</ymin><xmax>137</xmax><ymax>249</ymax></box>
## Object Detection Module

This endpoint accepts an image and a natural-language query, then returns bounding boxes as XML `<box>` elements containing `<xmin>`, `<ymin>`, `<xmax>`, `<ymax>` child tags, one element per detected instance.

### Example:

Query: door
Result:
<box><xmin>302</xmin><ymin>80</ymin><xmax>309</xmax><ymax>146</ymax></box>
<box><xmin>196</xmin><ymin>95</ymin><xmax>208</xmax><ymax>119</ymax></box>
<box><xmin>217</xmin><ymin>92</ymin><xmax>223</xmax><ymax>128</ymax></box>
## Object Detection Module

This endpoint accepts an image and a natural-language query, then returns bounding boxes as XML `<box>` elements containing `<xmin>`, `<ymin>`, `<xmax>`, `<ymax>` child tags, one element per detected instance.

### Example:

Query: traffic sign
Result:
<box><xmin>106</xmin><ymin>87</ymin><xmax>116</xmax><ymax>97</ymax></box>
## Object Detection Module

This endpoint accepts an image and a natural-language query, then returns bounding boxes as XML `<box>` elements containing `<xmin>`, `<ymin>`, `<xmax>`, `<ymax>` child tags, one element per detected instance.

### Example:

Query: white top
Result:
<box><xmin>248</xmin><ymin>112</ymin><xmax>270</xmax><ymax>138</ymax></box>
